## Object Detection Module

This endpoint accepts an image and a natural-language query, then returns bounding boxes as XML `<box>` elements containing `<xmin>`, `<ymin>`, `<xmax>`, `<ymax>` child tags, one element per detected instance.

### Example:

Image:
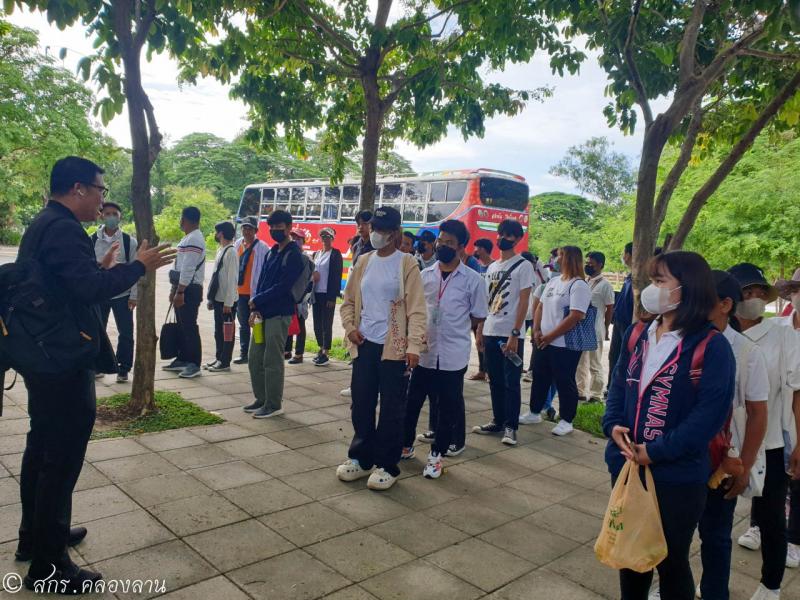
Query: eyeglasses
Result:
<box><xmin>82</xmin><ymin>182</ymin><xmax>109</xmax><ymax>198</ymax></box>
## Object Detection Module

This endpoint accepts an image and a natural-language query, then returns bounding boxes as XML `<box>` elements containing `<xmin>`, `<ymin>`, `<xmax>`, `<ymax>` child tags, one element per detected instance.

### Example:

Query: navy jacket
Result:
<box><xmin>612</xmin><ymin>273</ymin><xmax>633</xmax><ymax>329</ymax></box>
<box><xmin>603</xmin><ymin>322</ymin><xmax>735</xmax><ymax>485</ymax></box>
<box><xmin>251</xmin><ymin>241</ymin><xmax>304</xmax><ymax>318</ymax></box>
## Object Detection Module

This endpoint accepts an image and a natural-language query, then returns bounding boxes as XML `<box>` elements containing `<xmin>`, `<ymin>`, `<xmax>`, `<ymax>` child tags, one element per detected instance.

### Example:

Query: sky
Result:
<box><xmin>8</xmin><ymin>7</ymin><xmax>651</xmax><ymax>197</ymax></box>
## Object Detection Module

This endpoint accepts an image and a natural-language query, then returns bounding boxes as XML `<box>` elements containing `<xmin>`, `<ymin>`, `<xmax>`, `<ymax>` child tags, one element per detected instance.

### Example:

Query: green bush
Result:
<box><xmin>573</xmin><ymin>401</ymin><xmax>606</xmax><ymax>438</ymax></box>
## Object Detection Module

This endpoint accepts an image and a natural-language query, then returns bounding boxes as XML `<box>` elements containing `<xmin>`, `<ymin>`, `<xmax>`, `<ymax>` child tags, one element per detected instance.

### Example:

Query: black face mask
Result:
<box><xmin>584</xmin><ymin>264</ymin><xmax>597</xmax><ymax>277</ymax></box>
<box><xmin>436</xmin><ymin>245</ymin><xmax>457</xmax><ymax>264</ymax></box>
<box><xmin>497</xmin><ymin>238</ymin><xmax>515</xmax><ymax>251</ymax></box>
<box><xmin>270</xmin><ymin>229</ymin><xmax>287</xmax><ymax>244</ymax></box>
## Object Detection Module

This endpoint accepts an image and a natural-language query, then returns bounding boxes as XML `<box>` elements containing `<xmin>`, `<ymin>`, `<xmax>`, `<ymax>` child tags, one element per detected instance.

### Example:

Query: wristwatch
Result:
<box><xmin>511</xmin><ymin>328</ymin><xmax>521</xmax><ymax>337</ymax></box>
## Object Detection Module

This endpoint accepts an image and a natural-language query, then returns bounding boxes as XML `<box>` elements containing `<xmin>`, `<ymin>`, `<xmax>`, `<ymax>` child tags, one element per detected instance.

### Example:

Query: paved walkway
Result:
<box><xmin>0</xmin><ymin>246</ymin><xmax>797</xmax><ymax>599</ymax></box>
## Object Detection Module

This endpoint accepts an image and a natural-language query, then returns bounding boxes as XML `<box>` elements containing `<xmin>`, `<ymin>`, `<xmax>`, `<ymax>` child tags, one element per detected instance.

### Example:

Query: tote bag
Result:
<box><xmin>562</xmin><ymin>280</ymin><xmax>597</xmax><ymax>351</ymax></box>
<box><xmin>159</xmin><ymin>304</ymin><xmax>180</xmax><ymax>360</ymax></box>
<box><xmin>595</xmin><ymin>460</ymin><xmax>668</xmax><ymax>573</ymax></box>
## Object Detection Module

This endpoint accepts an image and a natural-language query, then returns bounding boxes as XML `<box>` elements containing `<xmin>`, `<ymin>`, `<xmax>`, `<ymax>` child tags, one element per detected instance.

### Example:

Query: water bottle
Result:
<box><xmin>252</xmin><ymin>316</ymin><xmax>264</xmax><ymax>345</ymax></box>
<box><xmin>498</xmin><ymin>340</ymin><xmax>523</xmax><ymax>367</ymax></box>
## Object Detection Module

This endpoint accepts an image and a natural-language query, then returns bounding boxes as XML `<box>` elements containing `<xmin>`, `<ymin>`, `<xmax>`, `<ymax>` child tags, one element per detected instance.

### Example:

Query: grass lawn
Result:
<box><xmin>92</xmin><ymin>391</ymin><xmax>223</xmax><ymax>440</ymax></box>
<box><xmin>573</xmin><ymin>401</ymin><xmax>606</xmax><ymax>437</ymax></box>
<box><xmin>302</xmin><ymin>337</ymin><xmax>350</xmax><ymax>361</ymax></box>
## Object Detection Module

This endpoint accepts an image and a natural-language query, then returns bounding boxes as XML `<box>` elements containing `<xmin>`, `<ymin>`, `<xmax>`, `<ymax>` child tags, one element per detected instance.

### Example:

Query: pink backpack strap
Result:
<box><xmin>626</xmin><ymin>321</ymin><xmax>648</xmax><ymax>355</ymax></box>
<box><xmin>689</xmin><ymin>329</ymin><xmax>718</xmax><ymax>389</ymax></box>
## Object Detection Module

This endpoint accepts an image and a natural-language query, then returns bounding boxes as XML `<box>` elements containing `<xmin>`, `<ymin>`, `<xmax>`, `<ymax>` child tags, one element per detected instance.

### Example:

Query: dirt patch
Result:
<box><xmin>94</xmin><ymin>404</ymin><xmax>148</xmax><ymax>434</ymax></box>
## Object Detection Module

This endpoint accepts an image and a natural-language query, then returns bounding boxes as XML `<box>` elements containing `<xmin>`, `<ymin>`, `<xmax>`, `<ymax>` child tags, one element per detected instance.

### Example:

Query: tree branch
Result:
<box><xmin>622</xmin><ymin>0</ymin><xmax>653</xmax><ymax>128</ymax></box>
<box><xmin>293</xmin><ymin>0</ymin><xmax>357</xmax><ymax>57</ymax></box>
<box><xmin>678</xmin><ymin>0</ymin><xmax>708</xmax><ymax>84</ymax></box>
<box><xmin>699</xmin><ymin>20</ymin><xmax>767</xmax><ymax>89</ymax></box>
<box><xmin>133</xmin><ymin>0</ymin><xmax>157</xmax><ymax>50</ymax></box>
<box><xmin>374</xmin><ymin>0</ymin><xmax>393</xmax><ymax>30</ymax></box>
<box><xmin>390</xmin><ymin>0</ymin><xmax>475</xmax><ymax>38</ymax></box>
<box><xmin>669</xmin><ymin>69</ymin><xmax>800</xmax><ymax>249</ymax></box>
<box><xmin>738</xmin><ymin>48</ymin><xmax>800</xmax><ymax>61</ymax></box>
<box><xmin>142</xmin><ymin>92</ymin><xmax>162</xmax><ymax>168</ymax></box>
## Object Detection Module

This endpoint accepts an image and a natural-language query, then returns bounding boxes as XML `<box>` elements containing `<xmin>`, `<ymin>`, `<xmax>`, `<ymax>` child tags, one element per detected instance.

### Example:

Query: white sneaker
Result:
<box><xmin>551</xmin><ymin>420</ymin><xmax>574</xmax><ymax>436</ymax></box>
<box><xmin>340</xmin><ymin>387</ymin><xmax>351</xmax><ymax>397</ymax></box>
<box><xmin>787</xmin><ymin>542</ymin><xmax>800</xmax><ymax>568</ymax></box>
<box><xmin>367</xmin><ymin>468</ymin><xmax>397</xmax><ymax>490</ymax></box>
<box><xmin>696</xmin><ymin>584</ymin><xmax>702</xmax><ymax>599</ymax></box>
<box><xmin>738</xmin><ymin>526</ymin><xmax>761</xmax><ymax>550</ymax></box>
<box><xmin>648</xmin><ymin>586</ymin><xmax>660</xmax><ymax>600</ymax></box>
<box><xmin>750</xmin><ymin>583</ymin><xmax>780</xmax><ymax>600</ymax></box>
<box><xmin>519</xmin><ymin>411</ymin><xmax>542</xmax><ymax>424</ymax></box>
<box><xmin>423</xmin><ymin>452</ymin><xmax>442</xmax><ymax>479</ymax></box>
<box><xmin>336</xmin><ymin>459</ymin><xmax>371</xmax><ymax>482</ymax></box>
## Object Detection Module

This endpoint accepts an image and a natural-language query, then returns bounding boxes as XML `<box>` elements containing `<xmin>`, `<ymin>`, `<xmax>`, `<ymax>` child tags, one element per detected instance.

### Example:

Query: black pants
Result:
<box><xmin>484</xmin><ymin>335</ymin><xmax>524</xmax><ymax>430</ymax></box>
<box><xmin>285</xmin><ymin>314</ymin><xmax>306</xmax><ymax>355</ymax></box>
<box><xmin>312</xmin><ymin>293</ymin><xmax>336</xmax><ymax>351</ymax></box>
<box><xmin>789</xmin><ymin>479</ymin><xmax>800</xmax><ymax>545</ymax></box>
<box><xmin>349</xmin><ymin>341</ymin><xmax>408</xmax><ymax>477</ymax></box>
<box><xmin>99</xmin><ymin>295</ymin><xmax>134</xmax><ymax>374</ymax></box>
<box><xmin>175</xmin><ymin>284</ymin><xmax>202</xmax><ymax>366</ymax></box>
<box><xmin>213</xmin><ymin>301</ymin><xmax>236</xmax><ymax>367</ymax></box>
<box><xmin>698</xmin><ymin>487</ymin><xmax>737</xmax><ymax>600</ymax></box>
<box><xmin>403</xmin><ymin>366</ymin><xmax>466</xmax><ymax>454</ymax></box>
<box><xmin>19</xmin><ymin>370</ymin><xmax>96</xmax><ymax>571</ymax></box>
<box><xmin>472</xmin><ymin>322</ymin><xmax>485</xmax><ymax>373</ymax></box>
<box><xmin>619</xmin><ymin>481</ymin><xmax>707</xmax><ymax>600</ymax></box>
<box><xmin>530</xmin><ymin>344</ymin><xmax>582</xmax><ymax>422</ymax></box>
<box><xmin>607</xmin><ymin>319</ymin><xmax>625</xmax><ymax>392</ymax></box>
<box><xmin>751</xmin><ymin>448</ymin><xmax>789</xmax><ymax>590</ymax></box>
<box><xmin>237</xmin><ymin>294</ymin><xmax>251</xmax><ymax>358</ymax></box>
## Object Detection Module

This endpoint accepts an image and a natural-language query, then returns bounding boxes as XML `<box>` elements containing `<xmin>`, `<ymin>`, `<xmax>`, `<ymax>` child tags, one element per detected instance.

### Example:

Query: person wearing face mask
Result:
<box><xmin>607</xmin><ymin>242</ymin><xmax>634</xmax><ymax>398</ymax></box>
<box><xmin>311</xmin><ymin>227</ymin><xmax>343</xmax><ymax>366</ymax></box>
<box><xmin>728</xmin><ymin>263</ymin><xmax>800</xmax><ymax>600</ymax></box>
<box><xmin>92</xmin><ymin>201</ymin><xmax>139</xmax><ymax>383</ymax></box>
<box><xmin>233</xmin><ymin>217</ymin><xmax>268</xmax><ymax>365</ymax></box>
<box><xmin>244</xmin><ymin>210</ymin><xmax>306</xmax><ymax>418</ymax></box>
<box><xmin>603</xmin><ymin>251</ymin><xmax>735</xmax><ymax>600</ymax></box>
<box><xmin>402</xmin><ymin>220</ymin><xmax>488</xmax><ymax>472</ymax></box>
<box><xmin>204</xmin><ymin>221</ymin><xmax>239</xmax><ymax>372</ymax></box>
<box><xmin>338</xmin><ymin>206</ymin><xmax>427</xmax><ymax>490</ymax></box>
<box><xmin>352</xmin><ymin>210</ymin><xmax>374</xmax><ymax>265</ymax></box>
<box><xmin>416</xmin><ymin>229</ymin><xmax>438</xmax><ymax>269</ymax></box>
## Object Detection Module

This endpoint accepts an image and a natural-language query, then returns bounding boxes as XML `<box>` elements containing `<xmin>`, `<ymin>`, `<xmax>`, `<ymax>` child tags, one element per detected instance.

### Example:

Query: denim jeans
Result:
<box><xmin>484</xmin><ymin>335</ymin><xmax>524</xmax><ymax>430</ymax></box>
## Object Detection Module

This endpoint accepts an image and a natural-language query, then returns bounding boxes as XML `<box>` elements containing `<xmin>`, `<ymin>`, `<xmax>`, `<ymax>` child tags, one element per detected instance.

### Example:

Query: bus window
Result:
<box><xmin>275</xmin><ymin>187</ymin><xmax>290</xmax><ymax>212</ymax></box>
<box><xmin>306</xmin><ymin>187</ymin><xmax>322</xmax><ymax>219</ymax></box>
<box><xmin>479</xmin><ymin>177</ymin><xmax>529</xmax><ymax>211</ymax></box>
<box><xmin>381</xmin><ymin>183</ymin><xmax>402</xmax><ymax>206</ymax></box>
<box><xmin>405</xmin><ymin>182</ymin><xmax>427</xmax><ymax>204</ymax></box>
<box><xmin>403</xmin><ymin>204</ymin><xmax>425</xmax><ymax>223</ymax></box>
<box><xmin>323</xmin><ymin>186</ymin><xmax>340</xmax><ymax>220</ymax></box>
<box><xmin>426</xmin><ymin>202</ymin><xmax>458</xmax><ymax>223</ymax></box>
<box><xmin>446</xmin><ymin>180</ymin><xmax>468</xmax><ymax>203</ymax></box>
<box><xmin>341</xmin><ymin>185</ymin><xmax>360</xmax><ymax>220</ymax></box>
<box><xmin>429</xmin><ymin>182</ymin><xmax>446</xmax><ymax>203</ymax></box>
<box><xmin>289</xmin><ymin>187</ymin><xmax>306</xmax><ymax>218</ymax></box>
<box><xmin>260</xmin><ymin>188</ymin><xmax>275</xmax><ymax>217</ymax></box>
<box><xmin>238</xmin><ymin>186</ymin><xmax>260</xmax><ymax>218</ymax></box>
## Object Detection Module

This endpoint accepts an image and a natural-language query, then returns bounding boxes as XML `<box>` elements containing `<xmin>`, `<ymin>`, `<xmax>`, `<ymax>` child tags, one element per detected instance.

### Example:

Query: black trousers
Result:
<box><xmin>530</xmin><ymin>344</ymin><xmax>582</xmax><ymax>422</ymax></box>
<box><xmin>19</xmin><ymin>369</ymin><xmax>96</xmax><ymax>570</ymax></box>
<box><xmin>237</xmin><ymin>294</ymin><xmax>251</xmax><ymax>358</ymax></box>
<box><xmin>607</xmin><ymin>319</ymin><xmax>625</xmax><ymax>392</ymax></box>
<box><xmin>403</xmin><ymin>365</ymin><xmax>466</xmax><ymax>454</ymax></box>
<box><xmin>285</xmin><ymin>314</ymin><xmax>306</xmax><ymax>355</ymax></box>
<box><xmin>99</xmin><ymin>295</ymin><xmax>134</xmax><ymax>373</ymax></box>
<box><xmin>212</xmin><ymin>301</ymin><xmax>236</xmax><ymax>367</ymax></box>
<box><xmin>751</xmin><ymin>448</ymin><xmax>789</xmax><ymax>590</ymax></box>
<box><xmin>312</xmin><ymin>293</ymin><xmax>336</xmax><ymax>351</ymax></box>
<box><xmin>175</xmin><ymin>283</ymin><xmax>202</xmax><ymax>366</ymax></box>
<box><xmin>698</xmin><ymin>487</ymin><xmax>737</xmax><ymax>600</ymax></box>
<box><xmin>619</xmin><ymin>481</ymin><xmax>707</xmax><ymax>600</ymax></box>
<box><xmin>484</xmin><ymin>335</ymin><xmax>524</xmax><ymax>430</ymax></box>
<box><xmin>789</xmin><ymin>479</ymin><xmax>800</xmax><ymax>545</ymax></box>
<box><xmin>349</xmin><ymin>341</ymin><xmax>408</xmax><ymax>477</ymax></box>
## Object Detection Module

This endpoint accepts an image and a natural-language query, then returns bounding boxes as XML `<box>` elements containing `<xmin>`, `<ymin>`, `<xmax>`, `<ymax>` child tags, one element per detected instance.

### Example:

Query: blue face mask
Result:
<box><xmin>103</xmin><ymin>215</ymin><xmax>120</xmax><ymax>229</ymax></box>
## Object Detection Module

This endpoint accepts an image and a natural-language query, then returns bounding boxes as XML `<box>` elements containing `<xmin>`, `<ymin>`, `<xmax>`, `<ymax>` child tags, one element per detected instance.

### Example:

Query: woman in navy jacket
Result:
<box><xmin>603</xmin><ymin>251</ymin><xmax>735</xmax><ymax>600</ymax></box>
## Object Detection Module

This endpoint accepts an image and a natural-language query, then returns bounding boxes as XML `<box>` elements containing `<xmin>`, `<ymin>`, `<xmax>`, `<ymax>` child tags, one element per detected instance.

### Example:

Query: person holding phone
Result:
<box><xmin>603</xmin><ymin>251</ymin><xmax>735</xmax><ymax>600</ymax></box>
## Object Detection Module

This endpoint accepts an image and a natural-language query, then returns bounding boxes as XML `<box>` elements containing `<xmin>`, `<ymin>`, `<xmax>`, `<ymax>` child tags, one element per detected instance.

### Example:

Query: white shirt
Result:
<box><xmin>722</xmin><ymin>325</ymin><xmax>769</xmax><ymax>407</ymax></box>
<box><xmin>483</xmin><ymin>255</ymin><xmax>535</xmax><ymax>337</ymax></box>
<box><xmin>588</xmin><ymin>275</ymin><xmax>615</xmax><ymax>339</ymax></box>
<box><xmin>419</xmin><ymin>254</ymin><xmax>437</xmax><ymax>270</ymax></box>
<box><xmin>176</xmin><ymin>229</ymin><xmax>206</xmax><ymax>287</ymax></box>
<box><xmin>772</xmin><ymin>311</ymin><xmax>799</xmax><ymax>330</ymax></box>
<box><xmin>93</xmin><ymin>226</ymin><xmax>139</xmax><ymax>301</ymax></box>
<box><xmin>419</xmin><ymin>261</ymin><xmax>488</xmax><ymax>371</ymax></box>
<box><xmin>359</xmin><ymin>250</ymin><xmax>404</xmax><ymax>344</ymax></box>
<box><xmin>640</xmin><ymin>320</ymin><xmax>683</xmax><ymax>391</ymax></box>
<box><xmin>314</xmin><ymin>250</ymin><xmax>332</xmax><ymax>294</ymax></box>
<box><xmin>213</xmin><ymin>244</ymin><xmax>239</xmax><ymax>307</ymax></box>
<box><xmin>538</xmin><ymin>276</ymin><xmax>592</xmax><ymax>348</ymax></box>
<box><xmin>741</xmin><ymin>318</ymin><xmax>800</xmax><ymax>450</ymax></box>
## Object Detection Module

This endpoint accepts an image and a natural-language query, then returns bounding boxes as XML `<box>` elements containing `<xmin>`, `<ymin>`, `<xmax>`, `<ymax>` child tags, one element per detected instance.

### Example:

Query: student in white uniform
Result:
<box><xmin>576</xmin><ymin>251</ymin><xmax>615</xmax><ymax>402</ymax></box>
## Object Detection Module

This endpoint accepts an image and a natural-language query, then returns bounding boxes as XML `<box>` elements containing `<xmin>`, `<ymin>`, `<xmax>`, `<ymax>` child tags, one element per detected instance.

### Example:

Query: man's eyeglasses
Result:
<box><xmin>82</xmin><ymin>182</ymin><xmax>109</xmax><ymax>198</ymax></box>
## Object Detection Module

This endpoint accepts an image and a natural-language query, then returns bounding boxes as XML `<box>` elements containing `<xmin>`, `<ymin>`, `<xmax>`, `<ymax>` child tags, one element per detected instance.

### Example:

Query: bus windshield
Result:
<box><xmin>479</xmin><ymin>177</ymin><xmax>528</xmax><ymax>212</ymax></box>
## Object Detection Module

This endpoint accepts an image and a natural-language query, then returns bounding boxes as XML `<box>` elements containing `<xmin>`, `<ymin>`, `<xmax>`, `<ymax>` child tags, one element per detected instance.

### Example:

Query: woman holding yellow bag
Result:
<box><xmin>601</xmin><ymin>251</ymin><xmax>736</xmax><ymax>600</ymax></box>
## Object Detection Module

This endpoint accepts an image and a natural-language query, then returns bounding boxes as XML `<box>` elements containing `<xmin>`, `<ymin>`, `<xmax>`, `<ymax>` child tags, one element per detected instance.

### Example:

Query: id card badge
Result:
<box><xmin>431</xmin><ymin>305</ymin><xmax>440</xmax><ymax>326</ymax></box>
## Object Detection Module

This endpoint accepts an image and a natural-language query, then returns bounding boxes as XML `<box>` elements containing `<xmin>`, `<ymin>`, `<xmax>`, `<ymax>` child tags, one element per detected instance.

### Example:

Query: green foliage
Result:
<box><xmin>573</xmin><ymin>401</ymin><xmax>606</xmax><ymax>438</ymax></box>
<box><xmin>92</xmin><ymin>390</ymin><xmax>223</xmax><ymax>440</ymax></box>
<box><xmin>303</xmin><ymin>337</ymin><xmax>350</xmax><ymax>362</ymax></box>
<box><xmin>531</xmin><ymin>192</ymin><xmax>596</xmax><ymax>229</ymax></box>
<box><xmin>154</xmin><ymin>186</ymin><xmax>230</xmax><ymax>243</ymax></box>
<box><xmin>549</xmin><ymin>137</ymin><xmax>635</xmax><ymax>206</ymax></box>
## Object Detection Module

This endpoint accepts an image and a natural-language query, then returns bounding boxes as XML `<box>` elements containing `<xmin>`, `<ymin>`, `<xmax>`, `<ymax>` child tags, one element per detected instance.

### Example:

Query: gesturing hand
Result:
<box><xmin>136</xmin><ymin>240</ymin><xmax>177</xmax><ymax>272</ymax></box>
<box><xmin>100</xmin><ymin>242</ymin><xmax>120</xmax><ymax>269</ymax></box>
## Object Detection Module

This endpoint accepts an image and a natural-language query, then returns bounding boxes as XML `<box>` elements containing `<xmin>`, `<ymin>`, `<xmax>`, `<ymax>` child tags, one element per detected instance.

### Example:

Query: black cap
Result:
<box><xmin>727</xmin><ymin>263</ymin><xmax>778</xmax><ymax>302</ymax></box>
<box><xmin>371</xmin><ymin>206</ymin><xmax>401</xmax><ymax>230</ymax></box>
<box><xmin>241</xmin><ymin>216</ymin><xmax>258</xmax><ymax>230</ymax></box>
<box><xmin>712</xmin><ymin>270</ymin><xmax>743</xmax><ymax>303</ymax></box>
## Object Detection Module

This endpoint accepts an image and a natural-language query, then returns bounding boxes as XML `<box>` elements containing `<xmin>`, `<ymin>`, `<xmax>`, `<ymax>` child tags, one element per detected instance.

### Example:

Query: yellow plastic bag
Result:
<box><xmin>594</xmin><ymin>460</ymin><xmax>668</xmax><ymax>573</ymax></box>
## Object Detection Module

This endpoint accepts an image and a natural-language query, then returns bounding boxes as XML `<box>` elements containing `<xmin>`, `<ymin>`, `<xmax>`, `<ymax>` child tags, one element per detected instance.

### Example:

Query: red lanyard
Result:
<box><xmin>438</xmin><ymin>270</ymin><xmax>454</xmax><ymax>303</ymax></box>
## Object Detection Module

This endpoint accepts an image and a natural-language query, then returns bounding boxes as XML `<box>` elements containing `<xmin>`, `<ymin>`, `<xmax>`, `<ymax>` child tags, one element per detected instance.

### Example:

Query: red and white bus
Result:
<box><xmin>235</xmin><ymin>168</ymin><xmax>529</xmax><ymax>264</ymax></box>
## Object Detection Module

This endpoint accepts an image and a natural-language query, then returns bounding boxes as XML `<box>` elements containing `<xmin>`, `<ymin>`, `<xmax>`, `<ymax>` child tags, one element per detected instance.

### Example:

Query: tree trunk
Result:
<box><xmin>359</xmin><ymin>64</ymin><xmax>383</xmax><ymax>212</ymax></box>
<box><xmin>122</xmin><ymin>47</ymin><xmax>160</xmax><ymax>415</ymax></box>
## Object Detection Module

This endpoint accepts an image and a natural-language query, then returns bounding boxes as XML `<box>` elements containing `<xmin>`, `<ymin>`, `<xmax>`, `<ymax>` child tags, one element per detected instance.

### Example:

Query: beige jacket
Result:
<box><xmin>340</xmin><ymin>251</ymin><xmax>427</xmax><ymax>360</ymax></box>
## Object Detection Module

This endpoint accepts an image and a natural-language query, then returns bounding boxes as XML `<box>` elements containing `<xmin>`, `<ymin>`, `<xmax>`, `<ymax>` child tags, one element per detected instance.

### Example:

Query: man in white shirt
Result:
<box><xmin>164</xmin><ymin>206</ymin><xmax>206</xmax><ymax>378</ymax></box>
<box><xmin>472</xmin><ymin>219</ymin><xmax>534</xmax><ymax>446</ymax></box>
<box><xmin>92</xmin><ymin>202</ymin><xmax>139</xmax><ymax>383</ymax></box>
<box><xmin>576</xmin><ymin>251</ymin><xmax>615</xmax><ymax>402</ymax></box>
<box><xmin>402</xmin><ymin>220</ymin><xmax>488</xmax><ymax>477</ymax></box>
<box><xmin>205</xmin><ymin>221</ymin><xmax>239</xmax><ymax>372</ymax></box>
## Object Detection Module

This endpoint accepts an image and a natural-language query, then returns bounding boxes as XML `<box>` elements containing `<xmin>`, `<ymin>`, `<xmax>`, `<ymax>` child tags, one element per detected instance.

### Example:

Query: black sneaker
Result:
<box><xmin>545</xmin><ymin>407</ymin><xmax>558</xmax><ymax>422</ymax></box>
<box><xmin>115</xmin><ymin>372</ymin><xmax>129</xmax><ymax>383</ymax></box>
<box><xmin>501</xmin><ymin>427</ymin><xmax>518</xmax><ymax>446</ymax></box>
<box><xmin>162</xmin><ymin>360</ymin><xmax>188</xmax><ymax>372</ymax></box>
<box><xmin>315</xmin><ymin>354</ymin><xmax>330</xmax><ymax>366</ymax></box>
<box><xmin>233</xmin><ymin>355</ymin><xmax>248</xmax><ymax>365</ymax></box>
<box><xmin>288</xmin><ymin>356</ymin><xmax>303</xmax><ymax>364</ymax></box>
<box><xmin>445</xmin><ymin>444</ymin><xmax>465</xmax><ymax>457</ymax></box>
<box><xmin>416</xmin><ymin>430</ymin><xmax>436</xmax><ymax>444</ymax></box>
<box><xmin>472</xmin><ymin>421</ymin><xmax>503</xmax><ymax>435</ymax></box>
<box><xmin>253</xmin><ymin>407</ymin><xmax>285</xmax><ymax>419</ymax></box>
<box><xmin>243</xmin><ymin>401</ymin><xmax>263</xmax><ymax>413</ymax></box>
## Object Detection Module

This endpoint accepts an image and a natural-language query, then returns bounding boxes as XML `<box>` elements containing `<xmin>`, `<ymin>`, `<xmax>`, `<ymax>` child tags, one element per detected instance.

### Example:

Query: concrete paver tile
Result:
<box><xmin>221</xmin><ymin>478</ymin><xmax>313</xmax><ymax>516</ymax></box>
<box><xmin>368</xmin><ymin>512</ymin><xmax>468</xmax><ymax>557</ymax></box>
<box><xmin>260</xmin><ymin>502</ymin><xmax>359</xmax><ymax>547</ymax></box>
<box><xmin>306</xmin><ymin>530</ymin><xmax>414</xmax><ymax>582</ymax></box>
<box><xmin>149</xmin><ymin>493</ymin><xmax>248</xmax><ymax>536</ymax></box>
<box><xmin>93</xmin><ymin>453</ymin><xmax>180</xmax><ymax>484</ymax></box>
<box><xmin>118</xmin><ymin>472</ymin><xmax>213</xmax><ymax>508</ymax></box>
<box><xmin>160</xmin><ymin>444</ymin><xmax>236</xmax><ymax>470</ymax></box>
<box><xmin>487</xmin><ymin>566</ymin><xmax>606</xmax><ymax>600</ymax></box>
<box><xmin>479</xmin><ymin>517</ymin><xmax>580</xmax><ymax>565</ymax></box>
<box><xmin>424</xmin><ymin>497</ymin><xmax>513</xmax><ymax>536</ymax></box>
<box><xmin>216</xmin><ymin>435</ymin><xmax>290</xmax><ymax>458</ymax></box>
<box><xmin>525</xmin><ymin>504</ymin><xmax>603</xmax><ymax>544</ymax></box>
<box><xmin>71</xmin><ymin>484</ymin><xmax>138</xmax><ymax>524</ymax></box>
<box><xmin>137</xmin><ymin>430</ymin><xmax>206</xmax><ymax>452</ymax></box>
<box><xmin>360</xmin><ymin>559</ymin><xmax>483</xmax><ymax>600</ymax></box>
<box><xmin>157</xmin><ymin>575</ymin><xmax>250</xmax><ymax>600</ymax></box>
<box><xmin>76</xmin><ymin>509</ymin><xmax>175</xmax><ymax>563</ymax></box>
<box><xmin>321</xmin><ymin>489</ymin><xmax>410</xmax><ymax>527</ymax></box>
<box><xmin>189</xmin><ymin>460</ymin><xmax>271</xmax><ymax>491</ymax></box>
<box><xmin>247</xmin><ymin>449</ymin><xmax>326</xmax><ymax>478</ymax></box>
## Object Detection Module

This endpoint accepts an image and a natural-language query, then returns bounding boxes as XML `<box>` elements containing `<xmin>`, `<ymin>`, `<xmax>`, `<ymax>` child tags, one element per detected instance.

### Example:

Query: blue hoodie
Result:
<box><xmin>603</xmin><ymin>321</ymin><xmax>735</xmax><ymax>485</ymax></box>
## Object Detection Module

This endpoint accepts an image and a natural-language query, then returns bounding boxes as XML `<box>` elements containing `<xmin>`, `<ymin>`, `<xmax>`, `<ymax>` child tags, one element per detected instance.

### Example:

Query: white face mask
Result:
<box><xmin>370</xmin><ymin>231</ymin><xmax>392</xmax><ymax>250</ymax></box>
<box><xmin>641</xmin><ymin>283</ymin><xmax>681</xmax><ymax>315</ymax></box>
<box><xmin>736</xmin><ymin>297</ymin><xmax>767</xmax><ymax>320</ymax></box>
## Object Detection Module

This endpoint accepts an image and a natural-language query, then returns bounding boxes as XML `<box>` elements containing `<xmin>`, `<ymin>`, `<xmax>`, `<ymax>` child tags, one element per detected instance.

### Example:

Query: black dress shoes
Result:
<box><xmin>24</xmin><ymin>559</ymin><xmax>102</xmax><ymax>595</ymax></box>
<box><xmin>15</xmin><ymin>526</ymin><xmax>88</xmax><ymax>562</ymax></box>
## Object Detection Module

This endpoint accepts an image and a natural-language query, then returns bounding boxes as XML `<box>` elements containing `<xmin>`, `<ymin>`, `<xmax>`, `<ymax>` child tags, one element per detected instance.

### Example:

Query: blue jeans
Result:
<box><xmin>543</xmin><ymin>384</ymin><xmax>556</xmax><ymax>410</ymax></box>
<box><xmin>484</xmin><ymin>335</ymin><xmax>524</xmax><ymax>430</ymax></box>
<box><xmin>698</xmin><ymin>487</ymin><xmax>737</xmax><ymax>600</ymax></box>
